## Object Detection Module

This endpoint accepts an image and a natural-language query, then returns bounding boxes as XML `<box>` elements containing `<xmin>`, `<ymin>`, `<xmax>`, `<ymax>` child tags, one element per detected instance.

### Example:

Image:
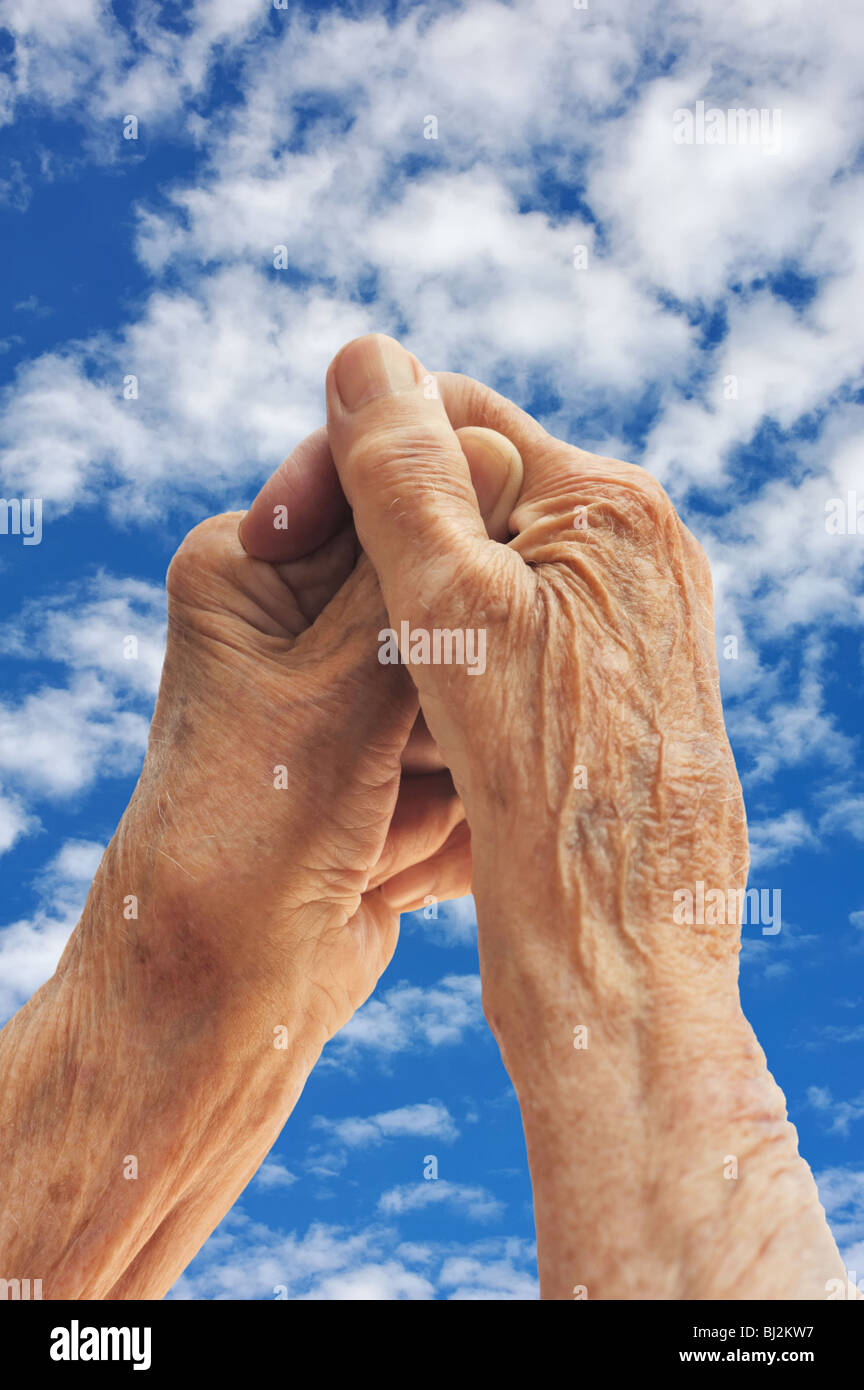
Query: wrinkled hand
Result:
<box><xmin>0</xmin><ymin>405</ymin><xmax>527</xmax><ymax>1302</ymax></box>
<box><xmin>322</xmin><ymin>334</ymin><xmax>845</xmax><ymax>1299</ymax></box>
<box><xmin>323</xmin><ymin>335</ymin><xmax>748</xmax><ymax>1003</ymax></box>
<box><xmin>120</xmin><ymin>419</ymin><xmax>521</xmax><ymax>1045</ymax></box>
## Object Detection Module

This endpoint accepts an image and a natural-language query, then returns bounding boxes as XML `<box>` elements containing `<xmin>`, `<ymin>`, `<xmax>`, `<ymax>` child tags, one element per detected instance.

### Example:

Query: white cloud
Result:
<box><xmin>42</xmin><ymin>837</ymin><xmax>105</xmax><ymax>888</ymax></box>
<box><xmin>405</xmin><ymin>895</ymin><xmax>478</xmax><ymax>946</ymax></box>
<box><xmin>0</xmin><ymin>788</ymin><xmax>37</xmax><ymax>855</ymax></box>
<box><xmin>739</xmin><ymin>920</ymin><xmax>818</xmax><ymax>983</ymax></box>
<box><xmin>0</xmin><ymin>1</ymin><xmax>860</xmax><ymax>733</ymax></box>
<box><xmin>4</xmin><ymin>0</ymin><xmax>862</xmax><ymax>1305</ymax></box>
<box><xmin>253</xmin><ymin>1160</ymin><xmax>299</xmax><ymax>1192</ymax></box>
<box><xmin>438</xmin><ymin>1247</ymin><xmax>540</xmax><ymax>1300</ymax></box>
<box><xmin>313</xmin><ymin>1101</ymin><xmax>459</xmax><ymax>1149</ymax></box>
<box><xmin>813</xmin><ymin>1024</ymin><xmax>864</xmax><ymax>1045</ymax></box>
<box><xmin>821</xmin><ymin>796</ymin><xmax>864</xmax><ymax>843</ymax></box>
<box><xmin>747</xmin><ymin>811</ymin><xmax>817</xmax><ymax>869</ymax></box>
<box><xmin>0</xmin><ymin>271</ymin><xmax>371</xmax><ymax>515</ymax></box>
<box><xmin>167</xmin><ymin>1209</ymin><xmax>536</xmax><ymax>1300</ymax></box>
<box><xmin>0</xmin><ymin>575</ymin><xmax>166</xmax><ymax>697</ymax></box>
<box><xmin>0</xmin><ymin>576</ymin><xmax>162</xmax><ymax>812</ymax></box>
<box><xmin>168</xmin><ymin>1214</ymin><xmax>433</xmax><ymax>1301</ymax></box>
<box><xmin>0</xmin><ymin>0</ymin><xmax>268</xmax><ymax>130</ymax></box>
<box><xmin>302</xmin><ymin>1261</ymin><xmax>434</xmax><ymax>1302</ymax></box>
<box><xmin>379</xmin><ymin>1181</ymin><xmax>504</xmax><ymax>1223</ymax></box>
<box><xmin>0</xmin><ymin>674</ymin><xmax>149</xmax><ymax>798</ymax></box>
<box><xmin>724</xmin><ymin>639</ymin><xmax>852</xmax><ymax>784</ymax></box>
<box><xmin>0</xmin><ymin>3</ymin><xmax>861</xmax><ymax>716</ymax></box>
<box><xmin>0</xmin><ymin>837</ymin><xmax>105</xmax><ymax>1020</ymax></box>
<box><xmin>816</xmin><ymin>1167</ymin><xmax>864</xmax><ymax>1276</ymax></box>
<box><xmin>326</xmin><ymin>974</ymin><xmax>485</xmax><ymax>1063</ymax></box>
<box><xmin>807</xmin><ymin>1086</ymin><xmax>864</xmax><ymax>1137</ymax></box>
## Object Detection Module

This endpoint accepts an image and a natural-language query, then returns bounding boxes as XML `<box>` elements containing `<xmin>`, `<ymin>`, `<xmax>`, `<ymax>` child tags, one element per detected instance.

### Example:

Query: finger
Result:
<box><xmin>435</xmin><ymin>370</ymin><xmax>551</xmax><ymax>463</ymax></box>
<box><xmin>326</xmin><ymin>335</ymin><xmax>484</xmax><ymax>561</ymax></box>
<box><xmin>401</xmin><ymin>711</ymin><xmax>441</xmax><ymax>774</ymax></box>
<box><xmin>239</xmin><ymin>418</ymin><xmax>522</xmax><ymax>565</ymax></box>
<box><xmin>457</xmin><ymin>426</ymin><xmax>523</xmax><ymax>541</ymax></box>
<box><xmin>366</xmin><ymin>770</ymin><xmax>464</xmax><ymax>888</ymax></box>
<box><xmin>239</xmin><ymin>426</ymin><xmax>349</xmax><ymax>562</ymax></box>
<box><xmin>398</xmin><ymin>430</ymin><xmax>521</xmax><ymax>773</ymax></box>
<box><xmin>378</xmin><ymin>820</ymin><xmax>472</xmax><ymax>914</ymax></box>
<box><xmin>273</xmin><ymin>524</ymin><xmax>359</xmax><ymax>631</ymax></box>
<box><xmin>325</xmin><ymin>334</ymin><xmax>526</xmax><ymax>683</ymax></box>
<box><xmin>437</xmin><ymin>368</ymin><xmax>662</xmax><ymax>498</ymax></box>
<box><xmin>276</xmin><ymin>417</ymin><xmax>523</xmax><ymax>780</ymax></box>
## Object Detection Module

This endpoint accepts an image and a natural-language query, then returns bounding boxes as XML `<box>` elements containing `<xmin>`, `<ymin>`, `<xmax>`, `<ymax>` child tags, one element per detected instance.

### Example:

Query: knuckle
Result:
<box><xmin>166</xmin><ymin>513</ymin><xmax>238</xmax><ymax>595</ymax></box>
<box><xmin>529</xmin><ymin>446</ymin><xmax>679</xmax><ymax>537</ymax></box>
<box><xmin>347</xmin><ymin>423</ymin><xmax>460</xmax><ymax>486</ymax></box>
<box><xmin>346</xmin><ymin>426</ymin><xmax>477</xmax><ymax>534</ymax></box>
<box><xmin>584</xmin><ymin>453</ymin><xmax>674</xmax><ymax>516</ymax></box>
<box><xmin>619</xmin><ymin>470</ymin><xmax>676</xmax><ymax>520</ymax></box>
<box><xmin>595</xmin><ymin>474</ymin><xmax>678</xmax><ymax>539</ymax></box>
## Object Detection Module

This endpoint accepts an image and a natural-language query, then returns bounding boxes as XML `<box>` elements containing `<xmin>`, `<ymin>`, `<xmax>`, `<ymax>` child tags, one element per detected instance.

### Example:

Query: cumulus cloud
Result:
<box><xmin>0</xmin><ymin>575</ymin><xmax>162</xmax><ymax>808</ymax></box>
<box><xmin>0</xmin><ymin>675</ymin><xmax>147</xmax><ymax>799</ymax></box>
<box><xmin>0</xmin><ymin>788</ymin><xmax>37</xmax><ymax>855</ymax></box>
<box><xmin>325</xmin><ymin>974</ymin><xmax>485</xmax><ymax>1064</ymax></box>
<box><xmin>437</xmin><ymin>1245</ymin><xmax>540</xmax><ymax>1300</ymax></box>
<box><xmin>252</xmin><ymin>1160</ymin><xmax>299</xmax><ymax>1192</ymax></box>
<box><xmin>0</xmin><ymin>5</ymin><xmax>862</xmax><ymax>728</ymax></box>
<box><xmin>0</xmin><ymin>0</ymin><xmax>268</xmax><ymax>132</ymax></box>
<box><xmin>404</xmin><ymin>895</ymin><xmax>478</xmax><ymax>946</ymax></box>
<box><xmin>0</xmin><ymin>836</ymin><xmax>105</xmax><ymax>1020</ymax></box>
<box><xmin>821</xmin><ymin>795</ymin><xmax>864</xmax><ymax>843</ymax></box>
<box><xmin>807</xmin><ymin>1086</ymin><xmax>864</xmax><ymax>1137</ymax></box>
<box><xmin>816</xmin><ymin>1167</ymin><xmax>864</xmax><ymax>1276</ymax></box>
<box><xmin>379</xmin><ymin>1181</ymin><xmax>504</xmax><ymax>1223</ymax></box>
<box><xmin>739</xmin><ymin>920</ymin><xmax>818</xmax><ymax>983</ymax></box>
<box><xmin>747</xmin><ymin>811</ymin><xmax>817</xmax><ymax>869</ymax></box>
<box><xmin>313</xmin><ymin>1101</ymin><xmax>459</xmax><ymax>1148</ymax></box>
<box><xmin>0</xmin><ymin>574</ymin><xmax>166</xmax><ymax>697</ymax></box>
<box><xmin>0</xmin><ymin>576</ymin><xmax>162</xmax><ymax>1017</ymax></box>
<box><xmin>724</xmin><ymin>639</ymin><xmax>853</xmax><ymax>784</ymax></box>
<box><xmin>168</xmin><ymin>1209</ymin><xmax>536</xmax><ymax>1300</ymax></box>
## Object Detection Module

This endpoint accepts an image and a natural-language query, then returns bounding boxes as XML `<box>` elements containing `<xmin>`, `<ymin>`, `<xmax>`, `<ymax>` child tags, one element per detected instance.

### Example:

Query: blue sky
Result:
<box><xmin>1</xmin><ymin>0</ymin><xmax>863</xmax><ymax>1297</ymax></box>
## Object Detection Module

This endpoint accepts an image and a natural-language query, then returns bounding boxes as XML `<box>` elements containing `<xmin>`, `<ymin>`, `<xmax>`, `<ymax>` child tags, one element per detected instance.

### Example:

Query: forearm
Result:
<box><xmin>491</xmin><ymin>983</ymin><xmax>844</xmax><ymax>1299</ymax></box>
<box><xmin>473</xmin><ymin>858</ymin><xmax>847</xmax><ymax>1301</ymax></box>
<box><xmin>0</xmin><ymin>824</ymin><xmax>323</xmax><ymax>1301</ymax></box>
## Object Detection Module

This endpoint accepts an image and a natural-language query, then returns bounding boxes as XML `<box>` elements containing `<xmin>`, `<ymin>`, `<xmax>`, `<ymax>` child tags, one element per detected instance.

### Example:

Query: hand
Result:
<box><xmin>0</xmin><ymin>401</ymin><xmax>522</xmax><ymax>1300</ymax></box>
<box><xmin>121</xmin><ymin>418</ymin><xmax>521</xmax><ymax>1045</ymax></box>
<box><xmin>324</xmin><ymin>335</ymin><xmax>745</xmax><ymax>990</ymax></box>
<box><xmin>323</xmin><ymin>333</ymin><xmax>849</xmax><ymax>1299</ymax></box>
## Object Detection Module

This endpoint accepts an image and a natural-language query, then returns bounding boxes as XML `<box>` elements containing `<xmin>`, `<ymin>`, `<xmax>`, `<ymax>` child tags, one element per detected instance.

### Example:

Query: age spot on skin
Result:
<box><xmin>481</xmin><ymin>600</ymin><xmax>509</xmax><ymax>624</ymax></box>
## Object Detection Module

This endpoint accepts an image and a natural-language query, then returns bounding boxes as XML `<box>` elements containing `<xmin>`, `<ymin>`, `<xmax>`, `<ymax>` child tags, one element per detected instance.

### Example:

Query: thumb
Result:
<box><xmin>326</xmin><ymin>335</ymin><xmax>522</xmax><ymax>677</ymax></box>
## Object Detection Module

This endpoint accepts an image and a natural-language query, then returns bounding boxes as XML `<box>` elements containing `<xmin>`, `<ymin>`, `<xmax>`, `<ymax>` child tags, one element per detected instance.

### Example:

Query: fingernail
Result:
<box><xmin>333</xmin><ymin>334</ymin><xmax>419</xmax><ymax>411</ymax></box>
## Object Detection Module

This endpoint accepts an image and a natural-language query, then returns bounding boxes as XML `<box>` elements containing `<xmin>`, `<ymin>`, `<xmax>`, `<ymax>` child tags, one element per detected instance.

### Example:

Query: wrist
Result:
<box><xmin>12</xmin><ymin>840</ymin><xmax>326</xmax><ymax>1299</ymax></box>
<box><xmin>68</xmin><ymin>799</ymin><xmax>331</xmax><ymax>1056</ymax></box>
<box><xmin>477</xmin><ymin>937</ymin><xmax>844</xmax><ymax>1299</ymax></box>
